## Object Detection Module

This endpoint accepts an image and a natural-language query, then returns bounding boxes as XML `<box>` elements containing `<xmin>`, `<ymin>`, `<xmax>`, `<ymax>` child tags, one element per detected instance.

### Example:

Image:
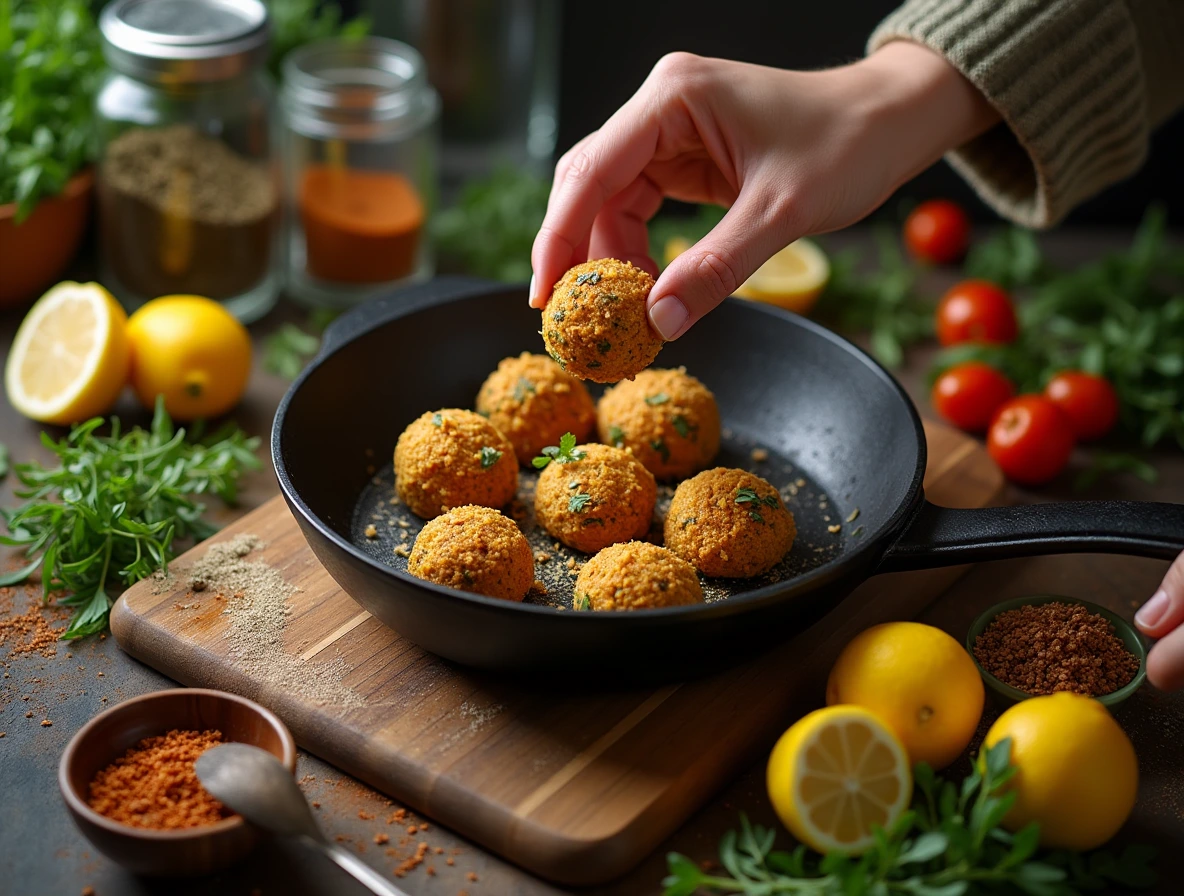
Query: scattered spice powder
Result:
<box><xmin>394</xmin><ymin>841</ymin><xmax>431</xmax><ymax>877</ymax></box>
<box><xmin>87</xmin><ymin>729</ymin><xmax>232</xmax><ymax>829</ymax></box>
<box><xmin>973</xmin><ymin>601</ymin><xmax>1141</xmax><ymax>696</ymax></box>
<box><xmin>374</xmin><ymin>833</ymin><xmax>389</xmax><ymax>845</ymax></box>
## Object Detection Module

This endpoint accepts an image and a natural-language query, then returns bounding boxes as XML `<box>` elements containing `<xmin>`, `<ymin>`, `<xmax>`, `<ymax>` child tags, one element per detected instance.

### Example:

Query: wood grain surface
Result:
<box><xmin>109</xmin><ymin>421</ymin><xmax>1003</xmax><ymax>885</ymax></box>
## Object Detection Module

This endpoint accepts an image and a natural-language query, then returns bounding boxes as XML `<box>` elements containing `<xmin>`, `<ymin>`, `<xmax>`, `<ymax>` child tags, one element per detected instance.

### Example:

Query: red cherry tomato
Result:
<box><xmin>1044</xmin><ymin>371</ymin><xmax>1120</xmax><ymax>441</ymax></box>
<box><xmin>931</xmin><ymin>362</ymin><xmax>1015</xmax><ymax>432</ymax></box>
<box><xmin>904</xmin><ymin>199</ymin><xmax>971</xmax><ymax>265</ymax></box>
<box><xmin>936</xmin><ymin>280</ymin><xmax>1019</xmax><ymax>346</ymax></box>
<box><xmin>987</xmin><ymin>395</ymin><xmax>1076</xmax><ymax>486</ymax></box>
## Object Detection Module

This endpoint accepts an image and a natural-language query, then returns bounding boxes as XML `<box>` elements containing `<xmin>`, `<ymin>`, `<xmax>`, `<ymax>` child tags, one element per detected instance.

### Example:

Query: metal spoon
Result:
<box><xmin>196</xmin><ymin>743</ymin><xmax>410</xmax><ymax>896</ymax></box>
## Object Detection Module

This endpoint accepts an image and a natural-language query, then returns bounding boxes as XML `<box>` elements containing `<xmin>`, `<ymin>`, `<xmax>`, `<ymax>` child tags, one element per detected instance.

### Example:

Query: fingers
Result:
<box><xmin>530</xmin><ymin>101</ymin><xmax>661</xmax><ymax>308</ymax></box>
<box><xmin>1137</xmin><ymin>553</ymin><xmax>1184</xmax><ymax>690</ymax></box>
<box><xmin>587</xmin><ymin>174</ymin><xmax>664</xmax><ymax>277</ymax></box>
<box><xmin>647</xmin><ymin>182</ymin><xmax>798</xmax><ymax>340</ymax></box>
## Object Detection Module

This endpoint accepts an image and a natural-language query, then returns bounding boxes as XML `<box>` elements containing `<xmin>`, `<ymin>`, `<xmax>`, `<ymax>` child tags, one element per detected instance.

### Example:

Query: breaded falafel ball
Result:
<box><xmin>476</xmin><ymin>352</ymin><xmax>597</xmax><ymax>464</ymax></box>
<box><xmin>598</xmin><ymin>367</ymin><xmax>721</xmax><ymax>480</ymax></box>
<box><xmin>394</xmin><ymin>409</ymin><xmax>517</xmax><ymax>519</ymax></box>
<box><xmin>407</xmin><ymin>505</ymin><xmax>533</xmax><ymax>601</ymax></box>
<box><xmin>534</xmin><ymin>442</ymin><xmax>656</xmax><ymax>553</ymax></box>
<box><xmin>664</xmin><ymin>468</ymin><xmax>796</xmax><ymax>578</ymax></box>
<box><xmin>541</xmin><ymin>258</ymin><xmax>664</xmax><ymax>383</ymax></box>
<box><xmin>574</xmin><ymin>541</ymin><xmax>704</xmax><ymax>611</ymax></box>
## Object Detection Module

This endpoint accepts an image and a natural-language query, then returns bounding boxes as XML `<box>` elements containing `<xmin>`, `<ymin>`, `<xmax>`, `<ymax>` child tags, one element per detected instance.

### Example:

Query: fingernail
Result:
<box><xmin>649</xmin><ymin>296</ymin><xmax>689</xmax><ymax>341</ymax></box>
<box><xmin>528</xmin><ymin>273</ymin><xmax>537</xmax><ymax>306</ymax></box>
<box><xmin>1136</xmin><ymin>590</ymin><xmax>1170</xmax><ymax>629</ymax></box>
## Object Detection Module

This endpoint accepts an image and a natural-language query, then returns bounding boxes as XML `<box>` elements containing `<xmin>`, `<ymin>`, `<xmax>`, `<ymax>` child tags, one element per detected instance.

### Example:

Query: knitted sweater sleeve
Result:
<box><xmin>868</xmin><ymin>0</ymin><xmax>1184</xmax><ymax>227</ymax></box>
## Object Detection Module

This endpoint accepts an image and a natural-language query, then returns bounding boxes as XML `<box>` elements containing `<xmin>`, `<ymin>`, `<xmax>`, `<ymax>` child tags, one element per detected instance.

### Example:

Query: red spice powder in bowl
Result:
<box><xmin>59</xmin><ymin>689</ymin><xmax>296</xmax><ymax>876</ymax></box>
<box><xmin>966</xmin><ymin>595</ymin><xmax>1147</xmax><ymax>708</ymax></box>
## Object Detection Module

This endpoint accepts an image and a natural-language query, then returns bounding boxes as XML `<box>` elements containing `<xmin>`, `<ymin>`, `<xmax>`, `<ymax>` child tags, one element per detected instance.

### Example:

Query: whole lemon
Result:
<box><xmin>127</xmin><ymin>296</ymin><xmax>251</xmax><ymax>421</ymax></box>
<box><xmin>826</xmin><ymin>621</ymin><xmax>984</xmax><ymax>770</ymax></box>
<box><xmin>984</xmin><ymin>692</ymin><xmax>1137</xmax><ymax>850</ymax></box>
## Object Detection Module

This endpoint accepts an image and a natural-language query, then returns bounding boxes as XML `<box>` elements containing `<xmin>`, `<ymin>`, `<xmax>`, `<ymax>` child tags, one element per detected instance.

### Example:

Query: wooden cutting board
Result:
<box><xmin>111</xmin><ymin>420</ymin><xmax>1003</xmax><ymax>886</ymax></box>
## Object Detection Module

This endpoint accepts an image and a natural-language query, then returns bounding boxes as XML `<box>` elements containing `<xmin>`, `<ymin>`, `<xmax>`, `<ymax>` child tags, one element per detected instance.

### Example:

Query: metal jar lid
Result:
<box><xmin>100</xmin><ymin>0</ymin><xmax>270</xmax><ymax>84</ymax></box>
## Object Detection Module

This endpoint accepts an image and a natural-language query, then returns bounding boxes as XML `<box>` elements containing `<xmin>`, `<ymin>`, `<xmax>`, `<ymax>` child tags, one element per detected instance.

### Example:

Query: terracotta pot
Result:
<box><xmin>0</xmin><ymin>168</ymin><xmax>94</xmax><ymax>308</ymax></box>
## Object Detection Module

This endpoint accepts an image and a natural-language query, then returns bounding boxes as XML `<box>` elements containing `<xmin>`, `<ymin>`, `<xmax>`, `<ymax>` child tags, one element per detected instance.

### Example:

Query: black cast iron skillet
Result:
<box><xmin>273</xmin><ymin>277</ymin><xmax>1184</xmax><ymax>680</ymax></box>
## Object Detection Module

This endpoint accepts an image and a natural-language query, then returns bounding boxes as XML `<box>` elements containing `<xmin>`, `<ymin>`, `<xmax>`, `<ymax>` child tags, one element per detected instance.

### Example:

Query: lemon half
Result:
<box><xmin>767</xmin><ymin>705</ymin><xmax>912</xmax><ymax>855</ymax></box>
<box><xmin>734</xmin><ymin>238</ymin><xmax>830</xmax><ymax>315</ymax></box>
<box><xmin>5</xmin><ymin>281</ymin><xmax>130</xmax><ymax>425</ymax></box>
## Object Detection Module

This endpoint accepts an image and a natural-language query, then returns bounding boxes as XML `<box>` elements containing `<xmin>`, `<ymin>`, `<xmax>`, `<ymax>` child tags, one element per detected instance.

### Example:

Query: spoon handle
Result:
<box><xmin>318</xmin><ymin>839</ymin><xmax>413</xmax><ymax>896</ymax></box>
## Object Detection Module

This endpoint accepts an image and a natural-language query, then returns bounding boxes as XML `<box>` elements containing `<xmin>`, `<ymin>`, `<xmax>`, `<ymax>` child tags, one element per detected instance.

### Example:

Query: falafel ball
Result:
<box><xmin>407</xmin><ymin>505</ymin><xmax>533</xmax><ymax>601</ymax></box>
<box><xmin>534</xmin><ymin>443</ymin><xmax>656</xmax><ymax>553</ymax></box>
<box><xmin>541</xmin><ymin>258</ymin><xmax>664</xmax><ymax>383</ymax></box>
<box><xmin>476</xmin><ymin>352</ymin><xmax>597</xmax><ymax>464</ymax></box>
<box><xmin>574</xmin><ymin>541</ymin><xmax>704</xmax><ymax>611</ymax></box>
<box><xmin>394</xmin><ymin>409</ymin><xmax>517</xmax><ymax>519</ymax></box>
<box><xmin>598</xmin><ymin>367</ymin><xmax>721</xmax><ymax>480</ymax></box>
<box><xmin>664</xmin><ymin>468</ymin><xmax>796</xmax><ymax>578</ymax></box>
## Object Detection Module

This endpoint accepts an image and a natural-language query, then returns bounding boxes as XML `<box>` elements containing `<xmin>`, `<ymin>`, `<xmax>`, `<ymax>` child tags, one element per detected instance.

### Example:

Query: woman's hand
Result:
<box><xmin>530</xmin><ymin>42</ymin><xmax>997</xmax><ymax>340</ymax></box>
<box><xmin>1137</xmin><ymin>551</ymin><xmax>1184</xmax><ymax>690</ymax></box>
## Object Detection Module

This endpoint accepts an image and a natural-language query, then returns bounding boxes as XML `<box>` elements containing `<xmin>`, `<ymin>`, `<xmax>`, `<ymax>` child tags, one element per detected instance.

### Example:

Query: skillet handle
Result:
<box><xmin>318</xmin><ymin>276</ymin><xmax>507</xmax><ymax>355</ymax></box>
<box><xmin>878</xmin><ymin>500</ymin><xmax>1184</xmax><ymax>573</ymax></box>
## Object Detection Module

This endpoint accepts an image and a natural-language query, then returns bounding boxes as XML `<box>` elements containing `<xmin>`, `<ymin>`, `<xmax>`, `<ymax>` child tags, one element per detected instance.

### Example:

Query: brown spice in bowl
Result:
<box><xmin>972</xmin><ymin>602</ymin><xmax>1140</xmax><ymax>696</ymax></box>
<box><xmin>87</xmin><ymin>729</ymin><xmax>233</xmax><ymax>829</ymax></box>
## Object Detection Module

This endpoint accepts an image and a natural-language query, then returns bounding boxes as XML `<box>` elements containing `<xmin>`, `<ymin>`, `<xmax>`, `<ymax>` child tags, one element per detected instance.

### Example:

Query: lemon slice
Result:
<box><xmin>767</xmin><ymin>705</ymin><xmax>911</xmax><ymax>855</ymax></box>
<box><xmin>734</xmin><ymin>238</ymin><xmax>830</xmax><ymax>315</ymax></box>
<box><xmin>5</xmin><ymin>281</ymin><xmax>131</xmax><ymax>425</ymax></box>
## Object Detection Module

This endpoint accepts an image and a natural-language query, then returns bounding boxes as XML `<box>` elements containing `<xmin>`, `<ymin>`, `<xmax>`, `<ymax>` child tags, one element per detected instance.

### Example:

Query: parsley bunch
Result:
<box><xmin>664</xmin><ymin>738</ymin><xmax>1156</xmax><ymax>896</ymax></box>
<box><xmin>0</xmin><ymin>0</ymin><xmax>105</xmax><ymax>220</ymax></box>
<box><xmin>931</xmin><ymin>207</ymin><xmax>1184</xmax><ymax>451</ymax></box>
<box><xmin>0</xmin><ymin>400</ymin><xmax>261</xmax><ymax>639</ymax></box>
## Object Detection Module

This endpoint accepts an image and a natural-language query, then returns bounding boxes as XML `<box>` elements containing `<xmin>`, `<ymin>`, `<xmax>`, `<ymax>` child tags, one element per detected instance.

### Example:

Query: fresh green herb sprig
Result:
<box><xmin>265</xmin><ymin>0</ymin><xmax>370</xmax><ymax>79</ymax></box>
<box><xmin>479</xmin><ymin>446</ymin><xmax>502</xmax><ymax>469</ymax></box>
<box><xmin>664</xmin><ymin>738</ymin><xmax>1156</xmax><ymax>896</ymax></box>
<box><xmin>263</xmin><ymin>309</ymin><xmax>339</xmax><ymax>380</ymax></box>
<box><xmin>0</xmin><ymin>1</ymin><xmax>105</xmax><ymax>220</ymax></box>
<box><xmin>0</xmin><ymin>443</ymin><xmax>9</xmax><ymax>479</ymax></box>
<box><xmin>433</xmin><ymin>167</ymin><xmax>551</xmax><ymax>282</ymax></box>
<box><xmin>817</xmin><ymin>228</ymin><xmax>936</xmax><ymax>368</ymax></box>
<box><xmin>930</xmin><ymin>207</ymin><xmax>1184</xmax><ymax>450</ymax></box>
<box><xmin>0</xmin><ymin>400</ymin><xmax>261</xmax><ymax>639</ymax></box>
<box><xmin>569</xmin><ymin>492</ymin><xmax>592</xmax><ymax>512</ymax></box>
<box><xmin>532</xmin><ymin>432</ymin><xmax>586</xmax><ymax>469</ymax></box>
<box><xmin>736</xmin><ymin>486</ymin><xmax>778</xmax><ymax>523</ymax></box>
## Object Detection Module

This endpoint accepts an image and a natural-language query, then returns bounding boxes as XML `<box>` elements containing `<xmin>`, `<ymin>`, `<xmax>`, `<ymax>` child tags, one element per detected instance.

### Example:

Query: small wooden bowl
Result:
<box><xmin>966</xmin><ymin>595</ymin><xmax>1148</xmax><ymax>709</ymax></box>
<box><xmin>59</xmin><ymin>688</ymin><xmax>296</xmax><ymax>877</ymax></box>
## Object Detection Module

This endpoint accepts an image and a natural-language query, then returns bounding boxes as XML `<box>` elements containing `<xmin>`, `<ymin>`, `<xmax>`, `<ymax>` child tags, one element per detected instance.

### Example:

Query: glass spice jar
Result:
<box><xmin>280</xmin><ymin>37</ymin><xmax>440</xmax><ymax>309</ymax></box>
<box><xmin>95</xmin><ymin>0</ymin><xmax>280</xmax><ymax>323</ymax></box>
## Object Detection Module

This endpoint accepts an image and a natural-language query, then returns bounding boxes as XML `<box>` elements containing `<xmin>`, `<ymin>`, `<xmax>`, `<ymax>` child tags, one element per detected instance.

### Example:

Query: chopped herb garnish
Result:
<box><xmin>851</xmin><ymin>525</ymin><xmax>864</xmax><ymax>537</ymax></box>
<box><xmin>735</xmin><ymin>487</ymin><xmax>761</xmax><ymax>505</ymax></box>
<box><xmin>532</xmin><ymin>432</ymin><xmax>587</xmax><ymax>469</ymax></box>
<box><xmin>573</xmin><ymin>592</ymin><xmax>591</xmax><ymax>611</ymax></box>
<box><xmin>552</xmin><ymin>309</ymin><xmax>566</xmax><ymax>321</ymax></box>
<box><xmin>513</xmin><ymin>377</ymin><xmax>536</xmax><ymax>401</ymax></box>
<box><xmin>672</xmin><ymin>414</ymin><xmax>698</xmax><ymax>440</ymax></box>
<box><xmin>431</xmin><ymin>413</ymin><xmax>443</xmax><ymax>427</ymax></box>
<box><xmin>650</xmin><ymin>438</ymin><xmax>670</xmax><ymax>463</ymax></box>
<box><xmin>645</xmin><ymin>393</ymin><xmax>670</xmax><ymax>406</ymax></box>
<box><xmin>748</xmin><ymin>510</ymin><xmax>766</xmax><ymax>523</ymax></box>
<box><xmin>736</xmin><ymin>487</ymin><xmax>776</xmax><ymax>524</ymax></box>
<box><xmin>608</xmin><ymin>425</ymin><xmax>625</xmax><ymax>448</ymax></box>
<box><xmin>568</xmin><ymin>480</ymin><xmax>580</xmax><ymax>489</ymax></box>
<box><xmin>479</xmin><ymin>446</ymin><xmax>502</xmax><ymax>469</ymax></box>
<box><xmin>681</xmin><ymin>516</ymin><xmax>696</xmax><ymax>528</ymax></box>
<box><xmin>569</xmin><ymin>493</ymin><xmax>592</xmax><ymax>512</ymax></box>
<box><xmin>600</xmin><ymin>293</ymin><xmax>619</xmax><ymax>303</ymax></box>
<box><xmin>763</xmin><ymin>495</ymin><xmax>778</xmax><ymax>507</ymax></box>
<box><xmin>847</xmin><ymin>507</ymin><xmax>861</xmax><ymax>522</ymax></box>
<box><xmin>575</xmin><ymin>271</ymin><xmax>601</xmax><ymax>286</ymax></box>
<box><xmin>597</xmin><ymin>341</ymin><xmax>612</xmax><ymax>354</ymax></box>
<box><xmin>547</xmin><ymin>329</ymin><xmax>564</xmax><ymax>344</ymax></box>
<box><xmin>567</xmin><ymin>288</ymin><xmax>579</xmax><ymax>297</ymax></box>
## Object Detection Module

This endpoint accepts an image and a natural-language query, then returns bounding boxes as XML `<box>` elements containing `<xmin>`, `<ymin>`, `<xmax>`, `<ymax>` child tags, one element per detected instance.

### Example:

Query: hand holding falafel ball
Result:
<box><xmin>533</xmin><ymin>439</ymin><xmax>657</xmax><ymax>554</ymax></box>
<box><xmin>598</xmin><ymin>367</ymin><xmax>721</xmax><ymax>480</ymax></box>
<box><xmin>665</xmin><ymin>468</ymin><xmax>796</xmax><ymax>578</ymax></box>
<box><xmin>408</xmin><ymin>505</ymin><xmax>534</xmax><ymax>601</ymax></box>
<box><xmin>574</xmin><ymin>541</ymin><xmax>704</xmax><ymax>611</ymax></box>
<box><xmin>476</xmin><ymin>352</ymin><xmax>597</xmax><ymax>464</ymax></box>
<box><xmin>394</xmin><ymin>409</ymin><xmax>518</xmax><ymax>519</ymax></box>
<box><xmin>541</xmin><ymin>259</ymin><xmax>664</xmax><ymax>383</ymax></box>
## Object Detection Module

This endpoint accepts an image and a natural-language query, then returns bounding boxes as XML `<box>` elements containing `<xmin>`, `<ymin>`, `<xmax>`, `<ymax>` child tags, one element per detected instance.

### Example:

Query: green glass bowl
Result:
<box><xmin>966</xmin><ymin>595</ymin><xmax>1147</xmax><ymax>709</ymax></box>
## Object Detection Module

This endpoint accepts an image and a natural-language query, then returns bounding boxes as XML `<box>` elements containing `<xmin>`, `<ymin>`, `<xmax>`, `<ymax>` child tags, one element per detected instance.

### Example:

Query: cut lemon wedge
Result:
<box><xmin>734</xmin><ymin>238</ymin><xmax>830</xmax><ymax>315</ymax></box>
<box><xmin>5</xmin><ymin>281</ymin><xmax>131</xmax><ymax>425</ymax></box>
<box><xmin>767</xmin><ymin>705</ymin><xmax>911</xmax><ymax>855</ymax></box>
